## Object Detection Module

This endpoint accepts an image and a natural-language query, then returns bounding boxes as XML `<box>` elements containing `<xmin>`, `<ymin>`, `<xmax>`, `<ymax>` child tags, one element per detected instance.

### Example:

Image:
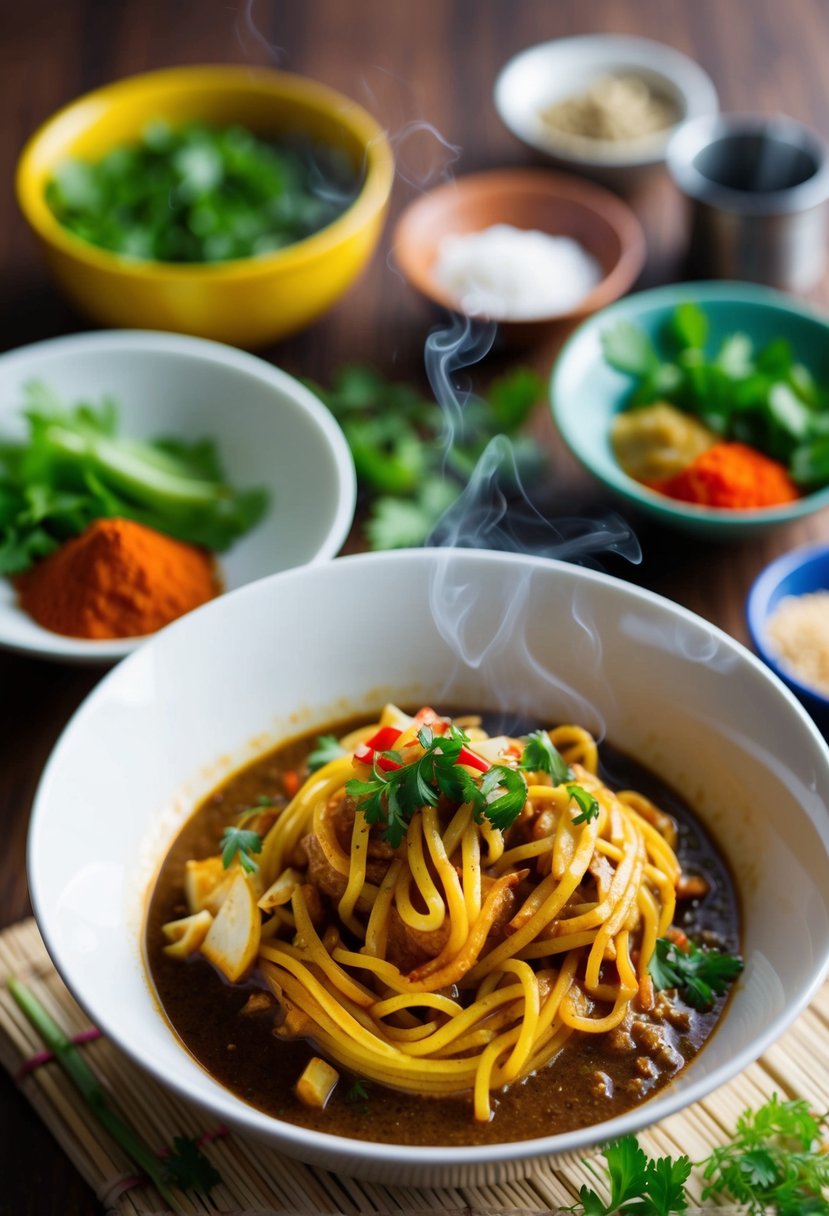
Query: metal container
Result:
<box><xmin>667</xmin><ymin>113</ymin><xmax>829</xmax><ymax>292</ymax></box>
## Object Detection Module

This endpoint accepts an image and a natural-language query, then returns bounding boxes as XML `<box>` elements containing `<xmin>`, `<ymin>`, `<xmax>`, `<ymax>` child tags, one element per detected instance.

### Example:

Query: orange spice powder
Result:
<box><xmin>652</xmin><ymin>442</ymin><xmax>800</xmax><ymax>509</ymax></box>
<box><xmin>17</xmin><ymin>517</ymin><xmax>219</xmax><ymax>639</ymax></box>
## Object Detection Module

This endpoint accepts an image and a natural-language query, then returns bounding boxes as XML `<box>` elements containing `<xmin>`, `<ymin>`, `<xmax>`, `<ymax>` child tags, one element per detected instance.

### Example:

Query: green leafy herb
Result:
<box><xmin>46</xmin><ymin>120</ymin><xmax>357</xmax><ymax>263</ymax></box>
<box><xmin>577</xmin><ymin>1133</ymin><xmax>691</xmax><ymax>1215</ymax></box>
<box><xmin>0</xmin><ymin>382</ymin><xmax>268</xmax><ymax>573</ymax></box>
<box><xmin>346</xmin><ymin>725</ymin><xmax>527</xmax><ymax>846</ymax></box>
<box><xmin>345</xmin><ymin>1080</ymin><xmax>371</xmax><ymax>1104</ymax></box>
<box><xmin>163</xmin><ymin>1136</ymin><xmax>222</xmax><ymax>1195</ymax></box>
<box><xmin>220</xmin><ymin>825</ymin><xmax>263</xmax><ymax>874</ymax></box>
<box><xmin>519</xmin><ymin>730</ymin><xmax>571</xmax><ymax>782</ymax></box>
<box><xmin>649</xmin><ymin>936</ymin><xmax>743</xmax><ymax>1010</ymax></box>
<box><xmin>307</xmin><ymin>734</ymin><xmax>347</xmax><ymax>772</ymax></box>
<box><xmin>308</xmin><ymin>365</ymin><xmax>545</xmax><ymax>549</ymax></box>
<box><xmin>601</xmin><ymin>301</ymin><xmax>829</xmax><ymax>488</ymax></box>
<box><xmin>702</xmin><ymin>1095</ymin><xmax>829</xmax><ymax>1214</ymax></box>
<box><xmin>567</xmin><ymin>784</ymin><xmax>600</xmax><ymax>824</ymax></box>
<box><xmin>572</xmin><ymin>1095</ymin><xmax>829</xmax><ymax>1215</ymax></box>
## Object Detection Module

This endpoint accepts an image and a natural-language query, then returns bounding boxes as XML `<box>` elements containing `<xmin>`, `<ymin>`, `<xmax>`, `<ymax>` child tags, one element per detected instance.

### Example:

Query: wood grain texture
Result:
<box><xmin>1</xmin><ymin>0</ymin><xmax>829</xmax><ymax>1209</ymax></box>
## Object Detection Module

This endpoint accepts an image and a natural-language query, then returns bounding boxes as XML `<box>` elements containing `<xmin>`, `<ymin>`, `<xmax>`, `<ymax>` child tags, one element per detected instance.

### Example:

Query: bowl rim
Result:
<box><xmin>28</xmin><ymin>546</ymin><xmax>829</xmax><ymax>1171</ymax></box>
<box><xmin>494</xmin><ymin>33</ymin><xmax>719</xmax><ymax>169</ymax></box>
<box><xmin>550</xmin><ymin>279</ymin><xmax>829</xmax><ymax>528</ymax></box>
<box><xmin>392</xmin><ymin>166</ymin><xmax>646</xmax><ymax>323</ymax></box>
<box><xmin>16</xmin><ymin>63</ymin><xmax>395</xmax><ymax>280</ymax></box>
<box><xmin>746</xmin><ymin>542</ymin><xmax>829</xmax><ymax>705</ymax></box>
<box><xmin>668</xmin><ymin>112</ymin><xmax>829</xmax><ymax>216</ymax></box>
<box><xmin>0</xmin><ymin>328</ymin><xmax>357</xmax><ymax>664</ymax></box>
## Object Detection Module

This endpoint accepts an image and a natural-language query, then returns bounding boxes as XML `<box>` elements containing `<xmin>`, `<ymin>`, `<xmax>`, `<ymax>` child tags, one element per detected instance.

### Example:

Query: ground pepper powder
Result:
<box><xmin>652</xmin><ymin>442</ymin><xmax>800</xmax><ymax>509</ymax></box>
<box><xmin>17</xmin><ymin>517</ymin><xmax>218</xmax><ymax>639</ymax></box>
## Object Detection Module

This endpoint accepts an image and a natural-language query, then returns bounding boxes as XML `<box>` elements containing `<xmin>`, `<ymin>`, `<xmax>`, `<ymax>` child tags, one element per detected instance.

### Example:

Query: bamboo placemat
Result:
<box><xmin>0</xmin><ymin>918</ymin><xmax>824</xmax><ymax>1215</ymax></box>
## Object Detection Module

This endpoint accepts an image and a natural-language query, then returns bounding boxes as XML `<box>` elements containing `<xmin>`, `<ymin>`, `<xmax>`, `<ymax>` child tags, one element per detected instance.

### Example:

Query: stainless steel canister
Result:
<box><xmin>667</xmin><ymin>113</ymin><xmax>829</xmax><ymax>292</ymax></box>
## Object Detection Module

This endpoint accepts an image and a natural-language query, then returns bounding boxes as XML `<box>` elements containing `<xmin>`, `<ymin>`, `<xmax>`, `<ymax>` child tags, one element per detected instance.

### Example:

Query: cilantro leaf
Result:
<box><xmin>601</xmin><ymin>321</ymin><xmax>660</xmax><ymax>377</ymax></box>
<box><xmin>310</xmin><ymin>364</ymin><xmax>547</xmax><ymax>551</ymax></box>
<box><xmin>577</xmin><ymin>1135</ymin><xmax>690</xmax><ymax>1215</ymax></box>
<box><xmin>346</xmin><ymin>726</ymin><xmax>526</xmax><ymax>844</ymax></box>
<box><xmin>567</xmin><ymin>784</ymin><xmax>600</xmax><ymax>824</ymax></box>
<box><xmin>345</xmin><ymin>1080</ymin><xmax>371</xmax><ymax>1104</ymax></box>
<box><xmin>163</xmin><ymin>1135</ymin><xmax>222</xmax><ymax>1194</ymax></box>
<box><xmin>487</xmin><ymin>367</ymin><xmax>544</xmax><ymax>430</ymax></box>
<box><xmin>307</xmin><ymin>734</ymin><xmax>346</xmax><ymax>772</ymax></box>
<box><xmin>520</xmin><ymin>730</ymin><xmax>571</xmax><ymax>782</ymax></box>
<box><xmin>641</xmin><ymin>1153</ymin><xmax>691</xmax><ymax>1213</ymax></box>
<box><xmin>604</xmin><ymin>1135</ymin><xmax>652</xmax><ymax>1210</ymax></box>
<box><xmin>477</xmin><ymin>765</ymin><xmax>528</xmax><ymax>831</ymax></box>
<box><xmin>671</xmin><ymin>301</ymin><xmax>708</xmax><ymax>350</ymax></box>
<box><xmin>220</xmin><ymin>825</ymin><xmax>263</xmax><ymax>873</ymax></box>
<box><xmin>649</xmin><ymin>937</ymin><xmax>743</xmax><ymax>1010</ymax></box>
<box><xmin>702</xmin><ymin>1094</ymin><xmax>829</xmax><ymax>1214</ymax></box>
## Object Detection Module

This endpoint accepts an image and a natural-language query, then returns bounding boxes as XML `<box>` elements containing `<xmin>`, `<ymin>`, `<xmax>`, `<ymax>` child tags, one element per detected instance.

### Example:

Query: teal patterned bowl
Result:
<box><xmin>550</xmin><ymin>281</ymin><xmax>829</xmax><ymax>537</ymax></box>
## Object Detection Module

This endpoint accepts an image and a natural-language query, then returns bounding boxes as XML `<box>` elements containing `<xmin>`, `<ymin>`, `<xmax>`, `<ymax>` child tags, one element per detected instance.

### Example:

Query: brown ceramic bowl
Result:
<box><xmin>393</xmin><ymin>168</ymin><xmax>646</xmax><ymax>345</ymax></box>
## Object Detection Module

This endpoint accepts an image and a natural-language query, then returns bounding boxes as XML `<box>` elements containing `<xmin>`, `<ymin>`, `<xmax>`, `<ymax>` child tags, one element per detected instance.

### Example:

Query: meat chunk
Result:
<box><xmin>386</xmin><ymin>908</ymin><xmax>451</xmax><ymax>972</ymax></box>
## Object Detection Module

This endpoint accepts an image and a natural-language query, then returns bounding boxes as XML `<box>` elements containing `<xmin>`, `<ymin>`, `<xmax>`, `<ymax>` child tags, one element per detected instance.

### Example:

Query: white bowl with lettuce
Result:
<box><xmin>0</xmin><ymin>331</ymin><xmax>356</xmax><ymax>663</ymax></box>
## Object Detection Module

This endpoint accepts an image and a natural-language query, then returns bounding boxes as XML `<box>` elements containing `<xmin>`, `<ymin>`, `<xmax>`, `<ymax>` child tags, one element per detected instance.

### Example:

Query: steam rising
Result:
<box><xmin>419</xmin><ymin>314</ymin><xmax>642</xmax><ymax>732</ymax></box>
<box><xmin>423</xmin><ymin>314</ymin><xmax>641</xmax><ymax>568</ymax></box>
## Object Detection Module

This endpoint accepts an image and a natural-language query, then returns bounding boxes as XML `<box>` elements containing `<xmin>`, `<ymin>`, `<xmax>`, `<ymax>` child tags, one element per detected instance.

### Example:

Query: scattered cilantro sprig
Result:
<box><xmin>307</xmin><ymin>364</ymin><xmax>545</xmax><ymax>548</ymax></box>
<box><xmin>649</xmin><ymin>936</ymin><xmax>744</xmax><ymax>1011</ymax></box>
<box><xmin>702</xmin><ymin>1095</ymin><xmax>829</xmax><ymax>1214</ymax></box>
<box><xmin>577</xmin><ymin>1134</ymin><xmax>691</xmax><ymax>1215</ymax></box>
<box><xmin>220</xmin><ymin>825</ymin><xmax>263</xmax><ymax>873</ymax></box>
<box><xmin>519</xmin><ymin>732</ymin><xmax>598</xmax><ymax>823</ymax></box>
<box><xmin>307</xmin><ymin>734</ymin><xmax>347</xmax><ymax>772</ymax></box>
<box><xmin>601</xmin><ymin>301</ymin><xmax>829</xmax><ymax>487</ymax></box>
<box><xmin>520</xmin><ymin>729</ymin><xmax>571</xmax><ymax>782</ymax></box>
<box><xmin>346</xmin><ymin>723</ymin><xmax>527</xmax><ymax>846</ymax></box>
<box><xmin>0</xmin><ymin>381</ymin><xmax>268</xmax><ymax>574</ymax></box>
<box><xmin>576</xmin><ymin>1095</ymin><xmax>829</xmax><ymax>1215</ymax></box>
<box><xmin>567</xmin><ymin>783</ymin><xmax>600</xmax><ymax>824</ymax></box>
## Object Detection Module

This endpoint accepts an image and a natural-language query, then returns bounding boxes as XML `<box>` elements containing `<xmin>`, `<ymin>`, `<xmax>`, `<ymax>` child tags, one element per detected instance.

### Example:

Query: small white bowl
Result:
<box><xmin>0</xmin><ymin>331</ymin><xmax>356</xmax><ymax>664</ymax></box>
<box><xmin>495</xmin><ymin>35</ymin><xmax>718</xmax><ymax>187</ymax></box>
<box><xmin>28</xmin><ymin>550</ymin><xmax>829</xmax><ymax>1184</ymax></box>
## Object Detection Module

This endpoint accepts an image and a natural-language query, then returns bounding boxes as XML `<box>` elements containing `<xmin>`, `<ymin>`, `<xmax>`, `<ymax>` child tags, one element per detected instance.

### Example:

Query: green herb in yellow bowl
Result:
<box><xmin>16</xmin><ymin>66</ymin><xmax>394</xmax><ymax>347</ymax></box>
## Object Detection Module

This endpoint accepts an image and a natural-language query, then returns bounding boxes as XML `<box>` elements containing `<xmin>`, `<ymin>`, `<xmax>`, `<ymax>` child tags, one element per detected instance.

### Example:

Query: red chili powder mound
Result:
<box><xmin>16</xmin><ymin>517</ymin><xmax>219</xmax><ymax>639</ymax></box>
<box><xmin>653</xmin><ymin>442</ymin><xmax>800</xmax><ymax>509</ymax></box>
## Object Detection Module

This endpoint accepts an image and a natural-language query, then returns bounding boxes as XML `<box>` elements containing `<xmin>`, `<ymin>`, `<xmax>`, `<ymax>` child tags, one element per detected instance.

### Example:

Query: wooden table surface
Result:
<box><xmin>2</xmin><ymin>0</ymin><xmax>829</xmax><ymax>1210</ymax></box>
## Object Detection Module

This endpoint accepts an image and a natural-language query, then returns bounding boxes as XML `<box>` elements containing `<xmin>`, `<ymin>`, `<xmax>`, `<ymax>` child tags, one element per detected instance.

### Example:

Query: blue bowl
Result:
<box><xmin>550</xmin><ymin>281</ymin><xmax>829</xmax><ymax>538</ymax></box>
<box><xmin>747</xmin><ymin>544</ymin><xmax>829</xmax><ymax>736</ymax></box>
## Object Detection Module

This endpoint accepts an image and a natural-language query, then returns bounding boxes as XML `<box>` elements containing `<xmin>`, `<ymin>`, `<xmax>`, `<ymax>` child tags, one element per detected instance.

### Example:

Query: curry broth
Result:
<box><xmin>146</xmin><ymin>714</ymin><xmax>740</xmax><ymax>1146</ymax></box>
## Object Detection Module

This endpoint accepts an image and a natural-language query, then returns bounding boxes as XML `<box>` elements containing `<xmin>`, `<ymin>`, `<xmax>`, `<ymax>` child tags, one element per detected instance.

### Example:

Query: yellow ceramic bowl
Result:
<box><xmin>16</xmin><ymin>65</ymin><xmax>395</xmax><ymax>347</ymax></box>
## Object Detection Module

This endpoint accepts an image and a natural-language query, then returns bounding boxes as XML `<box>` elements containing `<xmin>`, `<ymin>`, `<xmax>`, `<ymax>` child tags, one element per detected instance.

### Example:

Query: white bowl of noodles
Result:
<box><xmin>28</xmin><ymin>549</ymin><xmax>829</xmax><ymax>1185</ymax></box>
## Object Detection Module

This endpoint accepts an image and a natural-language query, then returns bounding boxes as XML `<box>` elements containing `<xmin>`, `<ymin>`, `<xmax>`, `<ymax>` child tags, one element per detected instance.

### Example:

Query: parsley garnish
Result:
<box><xmin>345</xmin><ymin>1080</ymin><xmax>371</xmax><ymax>1104</ymax></box>
<box><xmin>649</xmin><ymin>937</ymin><xmax>743</xmax><ymax>1011</ymax></box>
<box><xmin>520</xmin><ymin>730</ymin><xmax>571</xmax><ymax>782</ymax></box>
<box><xmin>307</xmin><ymin>734</ymin><xmax>346</xmax><ymax>772</ymax></box>
<box><xmin>577</xmin><ymin>1134</ymin><xmax>691</xmax><ymax>1215</ymax></box>
<box><xmin>346</xmin><ymin>724</ymin><xmax>527</xmax><ymax>846</ymax></box>
<box><xmin>573</xmin><ymin>1095</ymin><xmax>829</xmax><ymax>1214</ymax></box>
<box><xmin>702</xmin><ymin>1095</ymin><xmax>829</xmax><ymax>1213</ymax></box>
<box><xmin>220</xmin><ymin>825</ymin><xmax>263</xmax><ymax>874</ymax></box>
<box><xmin>568</xmin><ymin>784</ymin><xmax>600</xmax><ymax>825</ymax></box>
<box><xmin>163</xmin><ymin>1135</ymin><xmax>222</xmax><ymax>1195</ymax></box>
<box><xmin>308</xmin><ymin>364</ymin><xmax>546</xmax><ymax>549</ymax></box>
